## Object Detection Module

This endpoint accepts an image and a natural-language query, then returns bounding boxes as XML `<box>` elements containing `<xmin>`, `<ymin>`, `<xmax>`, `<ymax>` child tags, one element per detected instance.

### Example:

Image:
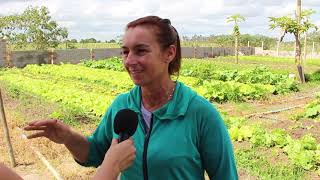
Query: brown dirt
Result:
<box><xmin>0</xmin><ymin>90</ymin><xmax>95</xmax><ymax>179</ymax></box>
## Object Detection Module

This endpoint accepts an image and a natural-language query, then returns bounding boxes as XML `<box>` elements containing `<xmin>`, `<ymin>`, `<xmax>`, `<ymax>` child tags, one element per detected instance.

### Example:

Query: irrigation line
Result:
<box><xmin>245</xmin><ymin>104</ymin><xmax>305</xmax><ymax>118</ymax></box>
<box><xmin>17</xmin><ymin>128</ymin><xmax>63</xmax><ymax>180</ymax></box>
<box><xmin>257</xmin><ymin>115</ymin><xmax>278</xmax><ymax>121</ymax></box>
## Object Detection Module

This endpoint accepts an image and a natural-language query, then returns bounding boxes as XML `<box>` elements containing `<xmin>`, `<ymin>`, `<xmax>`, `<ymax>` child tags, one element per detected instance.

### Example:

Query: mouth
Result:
<box><xmin>129</xmin><ymin>69</ymin><xmax>143</xmax><ymax>75</ymax></box>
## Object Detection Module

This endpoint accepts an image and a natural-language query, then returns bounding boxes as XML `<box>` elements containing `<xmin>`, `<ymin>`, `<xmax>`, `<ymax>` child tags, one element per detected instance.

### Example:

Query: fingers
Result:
<box><xmin>24</xmin><ymin>126</ymin><xmax>47</xmax><ymax>131</ymax></box>
<box><xmin>24</xmin><ymin>119</ymin><xmax>60</xmax><ymax>131</ymax></box>
<box><xmin>120</xmin><ymin>138</ymin><xmax>133</xmax><ymax>145</ymax></box>
<box><xmin>26</xmin><ymin>131</ymin><xmax>46</xmax><ymax>139</ymax></box>
<box><xmin>119</xmin><ymin>153</ymin><xmax>136</xmax><ymax>171</ymax></box>
<box><xmin>28</xmin><ymin>119</ymin><xmax>58</xmax><ymax>126</ymax></box>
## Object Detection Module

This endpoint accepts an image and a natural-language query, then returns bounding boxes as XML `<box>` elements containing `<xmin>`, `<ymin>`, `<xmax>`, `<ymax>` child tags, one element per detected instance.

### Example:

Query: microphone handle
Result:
<box><xmin>118</xmin><ymin>132</ymin><xmax>130</xmax><ymax>143</ymax></box>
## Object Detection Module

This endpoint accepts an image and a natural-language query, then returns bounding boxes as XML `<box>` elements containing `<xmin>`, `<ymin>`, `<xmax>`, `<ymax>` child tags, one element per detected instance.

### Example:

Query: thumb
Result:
<box><xmin>111</xmin><ymin>138</ymin><xmax>118</xmax><ymax>146</ymax></box>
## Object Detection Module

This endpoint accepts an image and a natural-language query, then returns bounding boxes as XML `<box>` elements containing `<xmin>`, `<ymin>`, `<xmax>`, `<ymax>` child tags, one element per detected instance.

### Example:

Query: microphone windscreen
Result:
<box><xmin>114</xmin><ymin>109</ymin><xmax>138</xmax><ymax>137</ymax></box>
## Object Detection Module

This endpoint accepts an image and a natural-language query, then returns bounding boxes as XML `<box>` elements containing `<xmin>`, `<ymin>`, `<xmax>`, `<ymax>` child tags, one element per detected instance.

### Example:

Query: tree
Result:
<box><xmin>80</xmin><ymin>38</ymin><xmax>97</xmax><ymax>43</ymax></box>
<box><xmin>69</xmin><ymin>39</ymin><xmax>77</xmax><ymax>43</ymax></box>
<box><xmin>269</xmin><ymin>6</ymin><xmax>317</xmax><ymax>83</ymax></box>
<box><xmin>0</xmin><ymin>14</ymin><xmax>22</xmax><ymax>40</ymax></box>
<box><xmin>227</xmin><ymin>14</ymin><xmax>246</xmax><ymax>64</ymax></box>
<box><xmin>0</xmin><ymin>6</ymin><xmax>68</xmax><ymax>50</ymax></box>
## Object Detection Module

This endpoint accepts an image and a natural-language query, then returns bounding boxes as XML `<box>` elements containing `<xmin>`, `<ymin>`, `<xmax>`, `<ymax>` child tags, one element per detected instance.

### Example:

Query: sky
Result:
<box><xmin>0</xmin><ymin>0</ymin><xmax>319</xmax><ymax>41</ymax></box>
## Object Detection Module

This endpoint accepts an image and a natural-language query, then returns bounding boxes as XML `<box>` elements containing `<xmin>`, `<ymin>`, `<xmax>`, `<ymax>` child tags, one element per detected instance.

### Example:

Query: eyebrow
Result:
<box><xmin>121</xmin><ymin>44</ymin><xmax>149</xmax><ymax>49</ymax></box>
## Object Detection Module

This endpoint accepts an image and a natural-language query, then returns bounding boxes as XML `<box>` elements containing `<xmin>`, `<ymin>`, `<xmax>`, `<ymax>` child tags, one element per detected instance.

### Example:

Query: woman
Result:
<box><xmin>25</xmin><ymin>16</ymin><xmax>237</xmax><ymax>179</ymax></box>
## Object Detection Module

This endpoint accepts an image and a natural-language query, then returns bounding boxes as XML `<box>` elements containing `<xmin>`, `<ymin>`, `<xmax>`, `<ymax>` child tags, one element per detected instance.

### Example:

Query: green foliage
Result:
<box><xmin>305</xmin><ymin>71</ymin><xmax>320</xmax><ymax>82</ymax></box>
<box><xmin>181</xmin><ymin>62</ymin><xmax>298</xmax><ymax>95</ymax></box>
<box><xmin>284</xmin><ymin>134</ymin><xmax>318</xmax><ymax>170</ymax></box>
<box><xmin>0</xmin><ymin>6</ymin><xmax>68</xmax><ymax>50</ymax></box>
<box><xmin>80</xmin><ymin>57</ymin><xmax>124</xmax><ymax>71</ymax></box>
<box><xmin>181</xmin><ymin>34</ymin><xmax>276</xmax><ymax>49</ymax></box>
<box><xmin>82</xmin><ymin>58</ymin><xmax>299</xmax><ymax>103</ymax></box>
<box><xmin>0</xmin><ymin>14</ymin><xmax>22</xmax><ymax>40</ymax></box>
<box><xmin>80</xmin><ymin>38</ymin><xmax>99</xmax><ymax>43</ymax></box>
<box><xmin>227</xmin><ymin>116</ymin><xmax>320</xmax><ymax>171</ymax></box>
<box><xmin>227</xmin><ymin>14</ymin><xmax>245</xmax><ymax>37</ymax></box>
<box><xmin>304</xmin><ymin>92</ymin><xmax>320</xmax><ymax>119</ymax></box>
<box><xmin>269</xmin><ymin>9</ymin><xmax>317</xmax><ymax>42</ymax></box>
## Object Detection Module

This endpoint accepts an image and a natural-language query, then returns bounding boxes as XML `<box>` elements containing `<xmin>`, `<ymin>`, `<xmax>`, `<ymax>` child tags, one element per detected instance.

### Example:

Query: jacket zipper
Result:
<box><xmin>143</xmin><ymin>114</ymin><xmax>153</xmax><ymax>180</ymax></box>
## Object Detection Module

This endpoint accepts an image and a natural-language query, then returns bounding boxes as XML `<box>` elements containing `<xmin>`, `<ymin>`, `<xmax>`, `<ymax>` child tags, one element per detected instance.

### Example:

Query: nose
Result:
<box><xmin>124</xmin><ymin>51</ymin><xmax>137</xmax><ymax>66</ymax></box>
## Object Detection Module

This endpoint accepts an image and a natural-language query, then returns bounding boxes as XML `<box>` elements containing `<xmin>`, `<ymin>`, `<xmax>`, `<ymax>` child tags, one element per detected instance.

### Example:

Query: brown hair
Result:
<box><xmin>126</xmin><ymin>16</ymin><xmax>181</xmax><ymax>75</ymax></box>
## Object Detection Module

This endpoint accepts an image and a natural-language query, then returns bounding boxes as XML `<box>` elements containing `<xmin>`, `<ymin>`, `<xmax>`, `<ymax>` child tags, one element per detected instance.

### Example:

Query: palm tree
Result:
<box><xmin>227</xmin><ymin>14</ymin><xmax>245</xmax><ymax>64</ymax></box>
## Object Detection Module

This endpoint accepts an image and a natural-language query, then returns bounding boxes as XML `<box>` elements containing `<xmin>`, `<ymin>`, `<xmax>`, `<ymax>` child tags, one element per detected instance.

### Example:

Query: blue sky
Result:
<box><xmin>1</xmin><ymin>0</ymin><xmax>319</xmax><ymax>41</ymax></box>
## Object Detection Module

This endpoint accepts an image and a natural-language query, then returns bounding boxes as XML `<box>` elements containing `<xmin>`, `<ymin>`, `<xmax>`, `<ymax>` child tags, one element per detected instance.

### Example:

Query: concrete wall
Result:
<box><xmin>181</xmin><ymin>46</ymin><xmax>254</xmax><ymax>58</ymax></box>
<box><xmin>55</xmin><ymin>49</ymin><xmax>90</xmax><ymax>64</ymax></box>
<box><xmin>0</xmin><ymin>40</ymin><xmax>6</xmax><ymax>67</ymax></box>
<box><xmin>181</xmin><ymin>47</ymin><xmax>195</xmax><ymax>58</ymax></box>
<box><xmin>94</xmin><ymin>48</ymin><xmax>121</xmax><ymax>59</ymax></box>
<box><xmin>0</xmin><ymin>41</ymin><xmax>256</xmax><ymax>68</ymax></box>
<box><xmin>11</xmin><ymin>50</ymin><xmax>50</xmax><ymax>68</ymax></box>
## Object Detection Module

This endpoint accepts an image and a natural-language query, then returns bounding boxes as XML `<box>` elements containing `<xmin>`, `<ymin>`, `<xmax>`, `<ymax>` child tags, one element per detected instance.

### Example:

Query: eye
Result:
<box><xmin>121</xmin><ymin>50</ymin><xmax>129</xmax><ymax>57</ymax></box>
<box><xmin>136</xmin><ymin>49</ymin><xmax>147</xmax><ymax>56</ymax></box>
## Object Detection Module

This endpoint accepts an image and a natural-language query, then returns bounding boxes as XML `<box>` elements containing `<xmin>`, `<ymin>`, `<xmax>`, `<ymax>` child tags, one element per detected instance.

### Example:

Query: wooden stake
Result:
<box><xmin>50</xmin><ymin>49</ymin><xmax>54</xmax><ymax>64</ymax></box>
<box><xmin>0</xmin><ymin>89</ymin><xmax>16</xmax><ymax>167</ymax></box>
<box><xmin>5</xmin><ymin>40</ymin><xmax>12</xmax><ymax>67</ymax></box>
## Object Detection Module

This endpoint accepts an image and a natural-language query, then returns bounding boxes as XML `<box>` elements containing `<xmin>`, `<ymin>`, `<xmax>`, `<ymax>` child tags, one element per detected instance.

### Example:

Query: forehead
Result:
<box><xmin>122</xmin><ymin>26</ymin><xmax>158</xmax><ymax>47</ymax></box>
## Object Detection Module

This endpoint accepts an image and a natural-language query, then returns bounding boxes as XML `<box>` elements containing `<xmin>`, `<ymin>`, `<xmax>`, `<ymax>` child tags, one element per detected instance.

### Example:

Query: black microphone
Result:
<box><xmin>114</xmin><ymin>109</ymin><xmax>138</xmax><ymax>143</ymax></box>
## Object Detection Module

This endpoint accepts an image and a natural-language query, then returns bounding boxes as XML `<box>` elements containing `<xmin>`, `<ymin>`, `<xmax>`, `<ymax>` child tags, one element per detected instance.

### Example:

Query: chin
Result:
<box><xmin>131</xmin><ymin>78</ymin><xmax>143</xmax><ymax>86</ymax></box>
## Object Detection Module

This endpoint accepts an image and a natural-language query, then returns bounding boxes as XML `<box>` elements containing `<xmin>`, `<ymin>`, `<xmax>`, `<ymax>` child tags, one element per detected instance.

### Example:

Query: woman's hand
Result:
<box><xmin>24</xmin><ymin>119</ymin><xmax>72</xmax><ymax>144</ymax></box>
<box><xmin>93</xmin><ymin>138</ymin><xmax>136</xmax><ymax>180</ymax></box>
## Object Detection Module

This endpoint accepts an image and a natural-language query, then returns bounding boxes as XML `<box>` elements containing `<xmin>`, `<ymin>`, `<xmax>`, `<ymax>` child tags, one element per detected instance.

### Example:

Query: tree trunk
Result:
<box><xmin>235</xmin><ymin>36</ymin><xmax>238</xmax><ymax>64</ymax></box>
<box><xmin>295</xmin><ymin>34</ymin><xmax>301</xmax><ymax>65</ymax></box>
<box><xmin>295</xmin><ymin>34</ymin><xmax>305</xmax><ymax>83</ymax></box>
<box><xmin>296</xmin><ymin>0</ymin><xmax>305</xmax><ymax>83</ymax></box>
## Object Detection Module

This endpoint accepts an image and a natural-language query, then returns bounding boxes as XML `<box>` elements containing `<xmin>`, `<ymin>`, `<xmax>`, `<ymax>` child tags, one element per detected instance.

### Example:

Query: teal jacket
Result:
<box><xmin>80</xmin><ymin>81</ymin><xmax>238</xmax><ymax>180</ymax></box>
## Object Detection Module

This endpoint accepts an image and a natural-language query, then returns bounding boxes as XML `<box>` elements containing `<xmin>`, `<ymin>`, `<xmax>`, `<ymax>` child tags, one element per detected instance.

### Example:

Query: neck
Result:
<box><xmin>141</xmin><ymin>79</ymin><xmax>175</xmax><ymax>112</ymax></box>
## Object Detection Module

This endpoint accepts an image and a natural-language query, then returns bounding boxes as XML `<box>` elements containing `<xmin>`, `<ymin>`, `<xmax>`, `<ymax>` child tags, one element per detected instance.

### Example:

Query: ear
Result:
<box><xmin>165</xmin><ymin>45</ymin><xmax>176</xmax><ymax>63</ymax></box>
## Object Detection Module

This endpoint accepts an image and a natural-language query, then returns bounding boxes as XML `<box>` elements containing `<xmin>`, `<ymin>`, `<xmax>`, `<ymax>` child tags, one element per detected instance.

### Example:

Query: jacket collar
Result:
<box><xmin>127</xmin><ymin>81</ymin><xmax>196</xmax><ymax>120</ymax></box>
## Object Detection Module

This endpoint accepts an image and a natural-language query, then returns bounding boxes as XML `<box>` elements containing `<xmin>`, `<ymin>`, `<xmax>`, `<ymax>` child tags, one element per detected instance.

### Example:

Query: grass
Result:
<box><xmin>236</xmin><ymin>147</ymin><xmax>306</xmax><ymax>180</ymax></box>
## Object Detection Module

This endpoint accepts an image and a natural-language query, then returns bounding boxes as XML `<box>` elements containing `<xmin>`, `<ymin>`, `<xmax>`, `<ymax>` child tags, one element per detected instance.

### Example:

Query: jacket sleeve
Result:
<box><xmin>77</xmin><ymin>108</ymin><xmax>114</xmax><ymax>167</ymax></box>
<box><xmin>199</xmin><ymin>105</ymin><xmax>238</xmax><ymax>180</ymax></box>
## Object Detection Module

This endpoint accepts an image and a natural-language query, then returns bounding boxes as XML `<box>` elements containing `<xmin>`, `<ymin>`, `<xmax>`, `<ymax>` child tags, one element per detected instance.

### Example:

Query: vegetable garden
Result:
<box><xmin>0</xmin><ymin>56</ymin><xmax>319</xmax><ymax>179</ymax></box>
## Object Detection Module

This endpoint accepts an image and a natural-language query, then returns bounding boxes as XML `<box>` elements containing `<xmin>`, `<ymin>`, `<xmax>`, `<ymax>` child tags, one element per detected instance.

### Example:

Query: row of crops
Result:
<box><xmin>226</xmin><ymin>116</ymin><xmax>320</xmax><ymax>173</ymax></box>
<box><xmin>0</xmin><ymin>57</ymin><xmax>319</xmax><ymax>178</ymax></box>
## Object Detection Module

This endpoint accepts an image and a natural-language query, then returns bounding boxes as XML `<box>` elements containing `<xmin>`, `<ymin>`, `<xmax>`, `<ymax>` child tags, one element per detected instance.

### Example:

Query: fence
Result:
<box><xmin>255</xmin><ymin>47</ymin><xmax>320</xmax><ymax>58</ymax></box>
<box><xmin>0</xmin><ymin>40</ymin><xmax>255</xmax><ymax>68</ymax></box>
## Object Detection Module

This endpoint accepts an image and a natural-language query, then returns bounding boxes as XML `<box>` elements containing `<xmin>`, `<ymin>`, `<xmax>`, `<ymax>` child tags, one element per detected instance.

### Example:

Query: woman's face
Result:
<box><xmin>121</xmin><ymin>26</ymin><xmax>171</xmax><ymax>87</ymax></box>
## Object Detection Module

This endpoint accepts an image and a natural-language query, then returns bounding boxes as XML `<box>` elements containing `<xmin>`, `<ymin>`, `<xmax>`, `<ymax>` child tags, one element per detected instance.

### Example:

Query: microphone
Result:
<box><xmin>114</xmin><ymin>109</ymin><xmax>138</xmax><ymax>143</ymax></box>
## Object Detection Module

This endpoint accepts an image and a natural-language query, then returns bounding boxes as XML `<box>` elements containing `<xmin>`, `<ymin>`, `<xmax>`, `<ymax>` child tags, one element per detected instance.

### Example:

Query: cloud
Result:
<box><xmin>0</xmin><ymin>0</ymin><xmax>319</xmax><ymax>41</ymax></box>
